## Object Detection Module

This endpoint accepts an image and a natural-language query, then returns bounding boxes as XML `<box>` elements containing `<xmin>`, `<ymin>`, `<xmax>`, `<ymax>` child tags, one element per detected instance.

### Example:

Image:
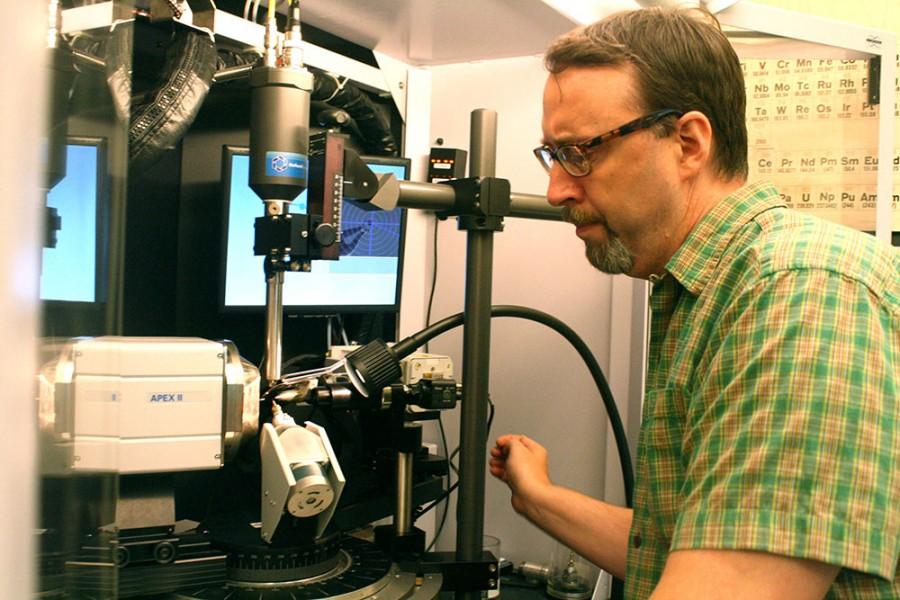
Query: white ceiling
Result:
<box><xmin>297</xmin><ymin>0</ymin><xmax>641</xmax><ymax>66</ymax></box>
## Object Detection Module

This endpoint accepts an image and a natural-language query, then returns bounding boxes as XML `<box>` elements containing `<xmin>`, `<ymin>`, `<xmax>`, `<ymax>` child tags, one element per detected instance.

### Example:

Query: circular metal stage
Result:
<box><xmin>172</xmin><ymin>535</ymin><xmax>440</xmax><ymax>600</ymax></box>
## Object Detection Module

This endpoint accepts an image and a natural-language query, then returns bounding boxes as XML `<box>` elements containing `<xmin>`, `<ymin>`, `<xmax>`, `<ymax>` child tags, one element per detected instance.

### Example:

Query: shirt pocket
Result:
<box><xmin>640</xmin><ymin>386</ymin><xmax>688</xmax><ymax>541</ymax></box>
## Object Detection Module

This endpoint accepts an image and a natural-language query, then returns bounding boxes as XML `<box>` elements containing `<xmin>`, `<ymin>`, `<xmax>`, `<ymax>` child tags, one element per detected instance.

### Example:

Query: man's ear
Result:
<box><xmin>673</xmin><ymin>110</ymin><xmax>713</xmax><ymax>180</ymax></box>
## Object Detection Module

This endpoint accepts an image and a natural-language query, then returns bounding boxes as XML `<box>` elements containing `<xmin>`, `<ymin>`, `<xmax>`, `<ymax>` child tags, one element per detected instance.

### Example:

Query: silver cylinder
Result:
<box><xmin>264</xmin><ymin>270</ymin><xmax>284</xmax><ymax>382</ymax></box>
<box><xmin>510</xmin><ymin>192</ymin><xmax>563</xmax><ymax>221</ymax></box>
<box><xmin>222</xmin><ymin>342</ymin><xmax>261</xmax><ymax>461</ymax></box>
<box><xmin>456</xmin><ymin>108</ymin><xmax>499</xmax><ymax>600</ymax></box>
<box><xmin>469</xmin><ymin>109</ymin><xmax>498</xmax><ymax>178</ymax></box>
<box><xmin>395</xmin><ymin>451</ymin><xmax>414</xmax><ymax>535</ymax></box>
<box><xmin>396</xmin><ymin>180</ymin><xmax>456</xmax><ymax>211</ymax></box>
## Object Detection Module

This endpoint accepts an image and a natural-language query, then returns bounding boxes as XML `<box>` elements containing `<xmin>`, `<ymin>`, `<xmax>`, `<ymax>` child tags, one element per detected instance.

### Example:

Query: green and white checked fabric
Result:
<box><xmin>624</xmin><ymin>182</ymin><xmax>899</xmax><ymax>599</ymax></box>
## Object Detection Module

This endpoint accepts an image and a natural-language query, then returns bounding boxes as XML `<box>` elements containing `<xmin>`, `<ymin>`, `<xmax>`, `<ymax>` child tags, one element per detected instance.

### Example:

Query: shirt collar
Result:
<box><xmin>663</xmin><ymin>181</ymin><xmax>784</xmax><ymax>295</ymax></box>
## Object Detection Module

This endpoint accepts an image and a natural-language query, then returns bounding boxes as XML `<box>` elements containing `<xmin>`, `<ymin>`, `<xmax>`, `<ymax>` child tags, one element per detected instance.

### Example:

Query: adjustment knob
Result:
<box><xmin>314</xmin><ymin>223</ymin><xmax>338</xmax><ymax>247</ymax></box>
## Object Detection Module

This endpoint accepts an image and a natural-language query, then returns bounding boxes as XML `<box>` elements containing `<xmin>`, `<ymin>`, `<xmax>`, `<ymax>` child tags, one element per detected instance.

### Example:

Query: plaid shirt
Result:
<box><xmin>625</xmin><ymin>182</ymin><xmax>899</xmax><ymax>599</ymax></box>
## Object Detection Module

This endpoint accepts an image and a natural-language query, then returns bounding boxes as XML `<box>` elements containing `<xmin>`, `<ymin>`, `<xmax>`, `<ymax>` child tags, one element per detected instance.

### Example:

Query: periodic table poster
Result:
<box><xmin>742</xmin><ymin>56</ymin><xmax>900</xmax><ymax>232</ymax></box>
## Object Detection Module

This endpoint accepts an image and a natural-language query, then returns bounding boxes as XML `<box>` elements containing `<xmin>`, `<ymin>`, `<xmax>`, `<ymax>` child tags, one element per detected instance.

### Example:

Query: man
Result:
<box><xmin>489</xmin><ymin>7</ymin><xmax>898</xmax><ymax>600</ymax></box>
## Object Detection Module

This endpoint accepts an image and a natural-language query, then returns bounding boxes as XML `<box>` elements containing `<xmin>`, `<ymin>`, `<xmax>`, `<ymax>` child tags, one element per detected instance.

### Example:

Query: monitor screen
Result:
<box><xmin>221</xmin><ymin>146</ymin><xmax>408</xmax><ymax>313</ymax></box>
<box><xmin>40</xmin><ymin>138</ymin><xmax>106</xmax><ymax>303</ymax></box>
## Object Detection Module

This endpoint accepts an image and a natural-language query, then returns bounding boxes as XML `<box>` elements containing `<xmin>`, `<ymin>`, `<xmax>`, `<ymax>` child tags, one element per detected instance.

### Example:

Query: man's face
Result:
<box><xmin>540</xmin><ymin>65</ymin><xmax>681</xmax><ymax>279</ymax></box>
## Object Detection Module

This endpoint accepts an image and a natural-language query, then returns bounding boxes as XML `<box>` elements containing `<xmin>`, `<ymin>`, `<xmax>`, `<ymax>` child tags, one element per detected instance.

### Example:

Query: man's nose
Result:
<box><xmin>546</xmin><ymin>163</ymin><xmax>581</xmax><ymax>207</ymax></box>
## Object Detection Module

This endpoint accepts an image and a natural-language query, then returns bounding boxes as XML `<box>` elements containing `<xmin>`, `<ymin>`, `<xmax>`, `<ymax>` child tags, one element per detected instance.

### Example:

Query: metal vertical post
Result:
<box><xmin>264</xmin><ymin>270</ymin><xmax>284</xmax><ymax>382</ymax></box>
<box><xmin>455</xmin><ymin>109</ymin><xmax>498</xmax><ymax>600</ymax></box>
<box><xmin>263</xmin><ymin>201</ymin><xmax>285</xmax><ymax>383</ymax></box>
<box><xmin>469</xmin><ymin>109</ymin><xmax>497</xmax><ymax>179</ymax></box>
<box><xmin>395</xmin><ymin>450</ymin><xmax>414</xmax><ymax>535</ymax></box>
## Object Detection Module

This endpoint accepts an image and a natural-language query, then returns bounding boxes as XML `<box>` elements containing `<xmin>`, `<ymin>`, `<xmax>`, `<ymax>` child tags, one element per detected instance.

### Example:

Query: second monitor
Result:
<box><xmin>221</xmin><ymin>146</ymin><xmax>409</xmax><ymax>314</ymax></box>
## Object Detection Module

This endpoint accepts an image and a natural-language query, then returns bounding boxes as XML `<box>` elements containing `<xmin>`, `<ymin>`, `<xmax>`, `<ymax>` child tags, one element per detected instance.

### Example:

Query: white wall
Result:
<box><xmin>416</xmin><ymin>55</ymin><xmax>633</xmax><ymax>565</ymax></box>
<box><xmin>1</xmin><ymin>0</ymin><xmax>44</xmax><ymax>596</ymax></box>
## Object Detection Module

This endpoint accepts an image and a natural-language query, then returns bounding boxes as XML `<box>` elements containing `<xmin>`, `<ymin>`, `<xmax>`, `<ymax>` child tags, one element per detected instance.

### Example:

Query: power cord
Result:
<box><xmin>392</xmin><ymin>305</ymin><xmax>633</xmax><ymax>507</ymax></box>
<box><xmin>417</xmin><ymin>398</ymin><xmax>494</xmax><ymax>540</ymax></box>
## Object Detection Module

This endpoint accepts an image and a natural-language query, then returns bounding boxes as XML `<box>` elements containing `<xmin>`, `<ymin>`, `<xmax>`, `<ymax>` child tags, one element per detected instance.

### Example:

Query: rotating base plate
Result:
<box><xmin>173</xmin><ymin>536</ymin><xmax>441</xmax><ymax>600</ymax></box>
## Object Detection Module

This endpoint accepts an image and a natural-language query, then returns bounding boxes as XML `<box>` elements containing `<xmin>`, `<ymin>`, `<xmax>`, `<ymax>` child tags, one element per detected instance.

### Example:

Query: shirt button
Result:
<box><xmin>632</xmin><ymin>534</ymin><xmax>642</xmax><ymax>548</ymax></box>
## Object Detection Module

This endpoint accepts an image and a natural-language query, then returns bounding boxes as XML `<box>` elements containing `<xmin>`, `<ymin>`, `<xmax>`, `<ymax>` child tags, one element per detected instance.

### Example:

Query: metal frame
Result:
<box><xmin>718</xmin><ymin>0</ymin><xmax>896</xmax><ymax>242</ymax></box>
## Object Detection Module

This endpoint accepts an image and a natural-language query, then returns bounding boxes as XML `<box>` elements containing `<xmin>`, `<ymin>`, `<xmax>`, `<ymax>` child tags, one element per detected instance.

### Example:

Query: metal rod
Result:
<box><xmin>264</xmin><ymin>269</ymin><xmax>284</xmax><ymax>382</ymax></box>
<box><xmin>455</xmin><ymin>108</ymin><xmax>498</xmax><ymax>600</ymax></box>
<box><xmin>509</xmin><ymin>191</ymin><xmax>562</xmax><ymax>221</ymax></box>
<box><xmin>212</xmin><ymin>63</ymin><xmax>254</xmax><ymax>84</ymax></box>
<box><xmin>396</xmin><ymin>180</ymin><xmax>456</xmax><ymax>211</ymax></box>
<box><xmin>394</xmin><ymin>182</ymin><xmax>562</xmax><ymax>221</ymax></box>
<box><xmin>395</xmin><ymin>450</ymin><xmax>413</xmax><ymax>535</ymax></box>
<box><xmin>71</xmin><ymin>49</ymin><xmax>106</xmax><ymax>71</ymax></box>
<box><xmin>469</xmin><ymin>109</ymin><xmax>497</xmax><ymax>178</ymax></box>
<box><xmin>455</xmin><ymin>231</ymin><xmax>494</xmax><ymax>600</ymax></box>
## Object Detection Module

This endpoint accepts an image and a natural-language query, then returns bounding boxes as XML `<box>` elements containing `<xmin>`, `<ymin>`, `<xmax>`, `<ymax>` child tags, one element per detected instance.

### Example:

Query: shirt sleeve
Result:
<box><xmin>669</xmin><ymin>267</ymin><xmax>899</xmax><ymax>580</ymax></box>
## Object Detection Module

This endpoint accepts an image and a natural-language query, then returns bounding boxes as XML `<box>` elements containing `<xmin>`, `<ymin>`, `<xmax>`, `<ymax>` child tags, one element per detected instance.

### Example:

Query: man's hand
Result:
<box><xmin>488</xmin><ymin>433</ymin><xmax>633</xmax><ymax>579</ymax></box>
<box><xmin>489</xmin><ymin>434</ymin><xmax>551</xmax><ymax>514</ymax></box>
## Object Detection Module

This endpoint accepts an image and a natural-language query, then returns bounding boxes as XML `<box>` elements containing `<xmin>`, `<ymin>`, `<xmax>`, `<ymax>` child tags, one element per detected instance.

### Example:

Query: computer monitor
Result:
<box><xmin>40</xmin><ymin>137</ymin><xmax>107</xmax><ymax>303</ymax></box>
<box><xmin>220</xmin><ymin>145</ymin><xmax>408</xmax><ymax>314</ymax></box>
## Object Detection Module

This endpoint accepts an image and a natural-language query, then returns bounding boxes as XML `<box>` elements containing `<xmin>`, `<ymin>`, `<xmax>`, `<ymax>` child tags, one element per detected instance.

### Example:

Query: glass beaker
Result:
<box><xmin>546</xmin><ymin>543</ymin><xmax>598</xmax><ymax>600</ymax></box>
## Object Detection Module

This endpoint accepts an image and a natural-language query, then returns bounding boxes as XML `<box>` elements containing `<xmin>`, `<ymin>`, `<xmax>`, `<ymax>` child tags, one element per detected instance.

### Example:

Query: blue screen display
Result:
<box><xmin>223</xmin><ymin>151</ymin><xmax>407</xmax><ymax>310</ymax></box>
<box><xmin>40</xmin><ymin>143</ymin><xmax>99</xmax><ymax>302</ymax></box>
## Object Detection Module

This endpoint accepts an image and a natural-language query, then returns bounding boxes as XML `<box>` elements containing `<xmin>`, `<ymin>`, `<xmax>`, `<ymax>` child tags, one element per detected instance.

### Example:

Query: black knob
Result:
<box><xmin>314</xmin><ymin>223</ymin><xmax>337</xmax><ymax>247</ymax></box>
<box><xmin>345</xmin><ymin>340</ymin><xmax>401</xmax><ymax>398</ymax></box>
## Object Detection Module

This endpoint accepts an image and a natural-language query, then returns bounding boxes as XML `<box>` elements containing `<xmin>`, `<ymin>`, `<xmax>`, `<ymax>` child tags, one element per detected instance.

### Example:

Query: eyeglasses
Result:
<box><xmin>533</xmin><ymin>109</ymin><xmax>682</xmax><ymax>177</ymax></box>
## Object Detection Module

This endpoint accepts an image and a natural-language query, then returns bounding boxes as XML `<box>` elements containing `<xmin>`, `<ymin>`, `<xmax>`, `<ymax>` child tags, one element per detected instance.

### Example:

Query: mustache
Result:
<box><xmin>561</xmin><ymin>206</ymin><xmax>607</xmax><ymax>229</ymax></box>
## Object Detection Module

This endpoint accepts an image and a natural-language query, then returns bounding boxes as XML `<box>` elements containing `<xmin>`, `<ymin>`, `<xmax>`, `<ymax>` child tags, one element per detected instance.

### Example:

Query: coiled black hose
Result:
<box><xmin>128</xmin><ymin>28</ymin><xmax>218</xmax><ymax>171</ymax></box>
<box><xmin>393</xmin><ymin>304</ymin><xmax>634</xmax><ymax>508</ymax></box>
<box><xmin>310</xmin><ymin>72</ymin><xmax>398</xmax><ymax>156</ymax></box>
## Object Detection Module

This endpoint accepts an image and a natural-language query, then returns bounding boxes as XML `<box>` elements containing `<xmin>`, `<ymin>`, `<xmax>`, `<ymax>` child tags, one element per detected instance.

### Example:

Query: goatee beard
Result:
<box><xmin>562</xmin><ymin>206</ymin><xmax>634</xmax><ymax>275</ymax></box>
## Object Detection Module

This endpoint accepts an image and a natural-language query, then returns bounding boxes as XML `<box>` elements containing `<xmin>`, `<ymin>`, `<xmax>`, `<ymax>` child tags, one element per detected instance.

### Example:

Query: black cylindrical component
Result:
<box><xmin>249</xmin><ymin>65</ymin><xmax>314</xmax><ymax>201</ymax></box>
<box><xmin>345</xmin><ymin>340</ymin><xmax>402</xmax><ymax>398</ymax></box>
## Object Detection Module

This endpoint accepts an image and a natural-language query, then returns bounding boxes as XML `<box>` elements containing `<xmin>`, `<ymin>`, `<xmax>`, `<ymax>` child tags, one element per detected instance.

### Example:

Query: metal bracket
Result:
<box><xmin>438</xmin><ymin>177</ymin><xmax>511</xmax><ymax>232</ymax></box>
<box><xmin>418</xmin><ymin>550</ymin><xmax>498</xmax><ymax>593</ymax></box>
<box><xmin>868</xmin><ymin>56</ymin><xmax>881</xmax><ymax>106</ymax></box>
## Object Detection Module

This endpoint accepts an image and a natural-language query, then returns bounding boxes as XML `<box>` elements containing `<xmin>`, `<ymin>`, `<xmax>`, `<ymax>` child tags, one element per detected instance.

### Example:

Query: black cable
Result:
<box><xmin>393</xmin><ymin>305</ymin><xmax>634</xmax><ymax>508</ymax></box>
<box><xmin>424</xmin><ymin>215</ymin><xmax>440</xmax><ymax>353</ymax></box>
<box><xmin>415</xmin><ymin>396</ymin><xmax>496</xmax><ymax>524</ymax></box>
<box><xmin>448</xmin><ymin>447</ymin><xmax>460</xmax><ymax>475</ymax></box>
<box><xmin>402</xmin><ymin>308</ymin><xmax>631</xmax><ymax>599</ymax></box>
<box><xmin>426</xmin><ymin>415</ymin><xmax>452</xmax><ymax>552</ymax></box>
